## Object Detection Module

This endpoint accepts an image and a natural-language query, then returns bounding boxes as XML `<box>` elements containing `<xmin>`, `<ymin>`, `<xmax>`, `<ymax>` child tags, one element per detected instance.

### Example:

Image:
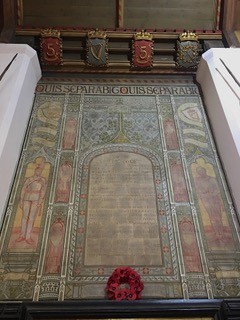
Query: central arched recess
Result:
<box><xmin>84</xmin><ymin>151</ymin><xmax>162</xmax><ymax>266</ymax></box>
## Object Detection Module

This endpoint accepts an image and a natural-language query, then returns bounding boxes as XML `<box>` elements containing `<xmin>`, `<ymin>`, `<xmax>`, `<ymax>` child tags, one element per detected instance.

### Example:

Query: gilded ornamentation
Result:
<box><xmin>176</xmin><ymin>31</ymin><xmax>200</xmax><ymax>69</ymax></box>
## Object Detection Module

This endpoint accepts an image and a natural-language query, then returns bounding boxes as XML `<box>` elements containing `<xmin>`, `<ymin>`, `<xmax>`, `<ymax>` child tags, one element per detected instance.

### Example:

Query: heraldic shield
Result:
<box><xmin>132</xmin><ymin>30</ymin><xmax>153</xmax><ymax>69</ymax></box>
<box><xmin>176</xmin><ymin>31</ymin><xmax>200</xmax><ymax>69</ymax></box>
<box><xmin>40</xmin><ymin>29</ymin><xmax>63</xmax><ymax>66</ymax></box>
<box><xmin>87</xmin><ymin>30</ymin><xmax>108</xmax><ymax>68</ymax></box>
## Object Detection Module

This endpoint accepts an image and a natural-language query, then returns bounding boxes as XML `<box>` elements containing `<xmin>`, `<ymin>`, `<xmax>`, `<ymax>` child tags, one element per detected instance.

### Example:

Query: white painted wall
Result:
<box><xmin>196</xmin><ymin>48</ymin><xmax>240</xmax><ymax>216</ymax></box>
<box><xmin>0</xmin><ymin>44</ymin><xmax>41</xmax><ymax>226</ymax></box>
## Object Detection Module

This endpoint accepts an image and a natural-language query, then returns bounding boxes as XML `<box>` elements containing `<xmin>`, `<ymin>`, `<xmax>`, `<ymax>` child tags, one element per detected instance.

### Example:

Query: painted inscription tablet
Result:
<box><xmin>85</xmin><ymin>152</ymin><xmax>162</xmax><ymax>266</ymax></box>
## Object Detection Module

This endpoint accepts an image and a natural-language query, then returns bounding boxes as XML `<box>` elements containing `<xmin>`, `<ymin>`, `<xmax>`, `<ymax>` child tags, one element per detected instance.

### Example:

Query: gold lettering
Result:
<box><xmin>136</xmin><ymin>45</ymin><xmax>150</xmax><ymax>64</ymax></box>
<box><xmin>43</xmin><ymin>43</ymin><xmax>58</xmax><ymax>62</ymax></box>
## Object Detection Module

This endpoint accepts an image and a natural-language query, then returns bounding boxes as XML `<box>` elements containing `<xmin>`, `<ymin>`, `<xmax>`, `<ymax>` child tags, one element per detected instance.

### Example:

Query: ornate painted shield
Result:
<box><xmin>132</xmin><ymin>31</ymin><xmax>153</xmax><ymax>69</ymax></box>
<box><xmin>87</xmin><ymin>30</ymin><xmax>108</xmax><ymax>68</ymax></box>
<box><xmin>176</xmin><ymin>31</ymin><xmax>200</xmax><ymax>69</ymax></box>
<box><xmin>40</xmin><ymin>29</ymin><xmax>63</xmax><ymax>66</ymax></box>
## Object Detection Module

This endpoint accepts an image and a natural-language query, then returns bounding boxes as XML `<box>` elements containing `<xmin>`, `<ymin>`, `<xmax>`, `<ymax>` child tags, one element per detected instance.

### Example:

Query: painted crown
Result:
<box><xmin>88</xmin><ymin>29</ymin><xmax>107</xmax><ymax>39</ymax></box>
<box><xmin>179</xmin><ymin>31</ymin><xmax>198</xmax><ymax>42</ymax></box>
<box><xmin>40</xmin><ymin>28</ymin><xmax>60</xmax><ymax>38</ymax></box>
<box><xmin>134</xmin><ymin>30</ymin><xmax>153</xmax><ymax>41</ymax></box>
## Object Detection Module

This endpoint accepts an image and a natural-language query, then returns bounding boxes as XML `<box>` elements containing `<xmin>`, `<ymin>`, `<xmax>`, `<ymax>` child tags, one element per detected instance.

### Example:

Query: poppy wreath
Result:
<box><xmin>106</xmin><ymin>267</ymin><xmax>144</xmax><ymax>300</ymax></box>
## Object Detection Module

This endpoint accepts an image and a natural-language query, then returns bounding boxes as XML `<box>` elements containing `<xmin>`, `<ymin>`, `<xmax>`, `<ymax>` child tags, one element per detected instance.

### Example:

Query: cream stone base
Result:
<box><xmin>0</xmin><ymin>44</ymin><xmax>41</xmax><ymax>224</ymax></box>
<box><xmin>196</xmin><ymin>48</ymin><xmax>240</xmax><ymax>216</ymax></box>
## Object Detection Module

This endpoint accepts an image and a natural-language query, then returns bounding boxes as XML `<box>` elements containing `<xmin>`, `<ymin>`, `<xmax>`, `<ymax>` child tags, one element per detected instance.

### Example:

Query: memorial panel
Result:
<box><xmin>0</xmin><ymin>77</ymin><xmax>239</xmax><ymax>301</ymax></box>
<box><xmin>85</xmin><ymin>152</ymin><xmax>162</xmax><ymax>266</ymax></box>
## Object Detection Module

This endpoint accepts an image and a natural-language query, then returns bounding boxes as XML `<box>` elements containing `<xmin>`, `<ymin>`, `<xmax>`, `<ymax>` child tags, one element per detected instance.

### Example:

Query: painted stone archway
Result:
<box><xmin>68</xmin><ymin>144</ymin><xmax>179</xmax><ymax>299</ymax></box>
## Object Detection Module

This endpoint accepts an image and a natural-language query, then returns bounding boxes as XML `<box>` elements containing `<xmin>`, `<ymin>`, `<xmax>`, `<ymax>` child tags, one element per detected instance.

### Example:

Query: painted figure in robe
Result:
<box><xmin>62</xmin><ymin>118</ymin><xmax>77</xmax><ymax>150</ymax></box>
<box><xmin>55</xmin><ymin>161</ymin><xmax>72</xmax><ymax>202</ymax></box>
<box><xmin>44</xmin><ymin>219</ymin><xmax>65</xmax><ymax>274</ymax></box>
<box><xmin>180</xmin><ymin>218</ymin><xmax>202</xmax><ymax>272</ymax></box>
<box><xmin>16</xmin><ymin>164</ymin><xmax>47</xmax><ymax>245</ymax></box>
<box><xmin>194</xmin><ymin>166</ymin><xmax>225</xmax><ymax>239</ymax></box>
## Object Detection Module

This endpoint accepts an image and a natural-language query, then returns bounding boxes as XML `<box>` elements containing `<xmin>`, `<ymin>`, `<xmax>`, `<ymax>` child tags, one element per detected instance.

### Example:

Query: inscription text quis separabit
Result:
<box><xmin>37</xmin><ymin>84</ymin><xmax>199</xmax><ymax>95</ymax></box>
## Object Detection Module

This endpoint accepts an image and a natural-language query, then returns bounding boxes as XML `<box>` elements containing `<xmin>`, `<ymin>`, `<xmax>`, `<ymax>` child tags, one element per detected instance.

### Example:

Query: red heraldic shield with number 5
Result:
<box><xmin>132</xmin><ymin>31</ymin><xmax>153</xmax><ymax>69</ymax></box>
<box><xmin>40</xmin><ymin>29</ymin><xmax>63</xmax><ymax>66</ymax></box>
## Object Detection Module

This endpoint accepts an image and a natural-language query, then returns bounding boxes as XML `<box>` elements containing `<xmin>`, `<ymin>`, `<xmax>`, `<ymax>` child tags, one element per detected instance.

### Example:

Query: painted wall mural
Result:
<box><xmin>8</xmin><ymin>157</ymin><xmax>51</xmax><ymax>252</ymax></box>
<box><xmin>0</xmin><ymin>78</ymin><xmax>239</xmax><ymax>301</ymax></box>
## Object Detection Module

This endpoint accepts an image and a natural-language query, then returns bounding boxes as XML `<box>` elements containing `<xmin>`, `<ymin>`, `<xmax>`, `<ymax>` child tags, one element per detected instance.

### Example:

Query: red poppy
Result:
<box><xmin>130</xmin><ymin>278</ymin><xmax>140</xmax><ymax>286</ymax></box>
<box><xmin>134</xmin><ymin>282</ymin><xmax>144</xmax><ymax>293</ymax></box>
<box><xmin>114</xmin><ymin>290</ymin><xmax>126</xmax><ymax>301</ymax></box>
<box><xmin>126</xmin><ymin>290</ymin><xmax>137</xmax><ymax>300</ymax></box>
<box><xmin>111</xmin><ymin>272</ymin><xmax>121</xmax><ymax>282</ymax></box>
<box><xmin>118</xmin><ymin>267</ymin><xmax>129</xmax><ymax>279</ymax></box>
<box><xmin>107</xmin><ymin>277</ymin><xmax>114</xmax><ymax>285</ymax></box>
<box><xmin>108</xmin><ymin>283</ymin><xmax>119</xmax><ymax>292</ymax></box>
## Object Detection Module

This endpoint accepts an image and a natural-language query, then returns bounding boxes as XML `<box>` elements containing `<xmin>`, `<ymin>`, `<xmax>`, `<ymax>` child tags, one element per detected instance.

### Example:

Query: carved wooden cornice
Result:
<box><xmin>15</xmin><ymin>26</ymin><xmax>222</xmax><ymax>40</ymax></box>
<box><xmin>15</xmin><ymin>27</ymin><xmax>223</xmax><ymax>74</ymax></box>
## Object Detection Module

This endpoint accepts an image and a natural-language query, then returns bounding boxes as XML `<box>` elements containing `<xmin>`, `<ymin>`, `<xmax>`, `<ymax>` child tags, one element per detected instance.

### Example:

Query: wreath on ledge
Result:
<box><xmin>106</xmin><ymin>267</ymin><xmax>144</xmax><ymax>301</ymax></box>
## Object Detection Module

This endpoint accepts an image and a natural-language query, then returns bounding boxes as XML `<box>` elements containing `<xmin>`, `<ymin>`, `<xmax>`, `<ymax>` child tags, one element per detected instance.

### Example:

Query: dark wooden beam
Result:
<box><xmin>1</xmin><ymin>299</ymin><xmax>240</xmax><ymax>319</ymax></box>
<box><xmin>222</xmin><ymin>0</ymin><xmax>240</xmax><ymax>47</ymax></box>
<box><xmin>0</xmin><ymin>1</ymin><xmax>3</xmax><ymax>35</ymax></box>
<box><xmin>117</xmin><ymin>0</ymin><xmax>124</xmax><ymax>28</ymax></box>
<box><xmin>0</xmin><ymin>0</ymin><xmax>16</xmax><ymax>43</ymax></box>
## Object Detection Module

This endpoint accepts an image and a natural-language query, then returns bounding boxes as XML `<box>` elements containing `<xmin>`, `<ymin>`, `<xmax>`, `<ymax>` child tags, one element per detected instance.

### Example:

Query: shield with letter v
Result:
<box><xmin>87</xmin><ymin>30</ymin><xmax>108</xmax><ymax>68</ymax></box>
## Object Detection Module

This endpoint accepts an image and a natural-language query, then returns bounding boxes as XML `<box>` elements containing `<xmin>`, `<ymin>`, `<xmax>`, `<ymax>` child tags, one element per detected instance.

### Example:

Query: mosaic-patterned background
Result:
<box><xmin>0</xmin><ymin>77</ymin><xmax>240</xmax><ymax>301</ymax></box>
